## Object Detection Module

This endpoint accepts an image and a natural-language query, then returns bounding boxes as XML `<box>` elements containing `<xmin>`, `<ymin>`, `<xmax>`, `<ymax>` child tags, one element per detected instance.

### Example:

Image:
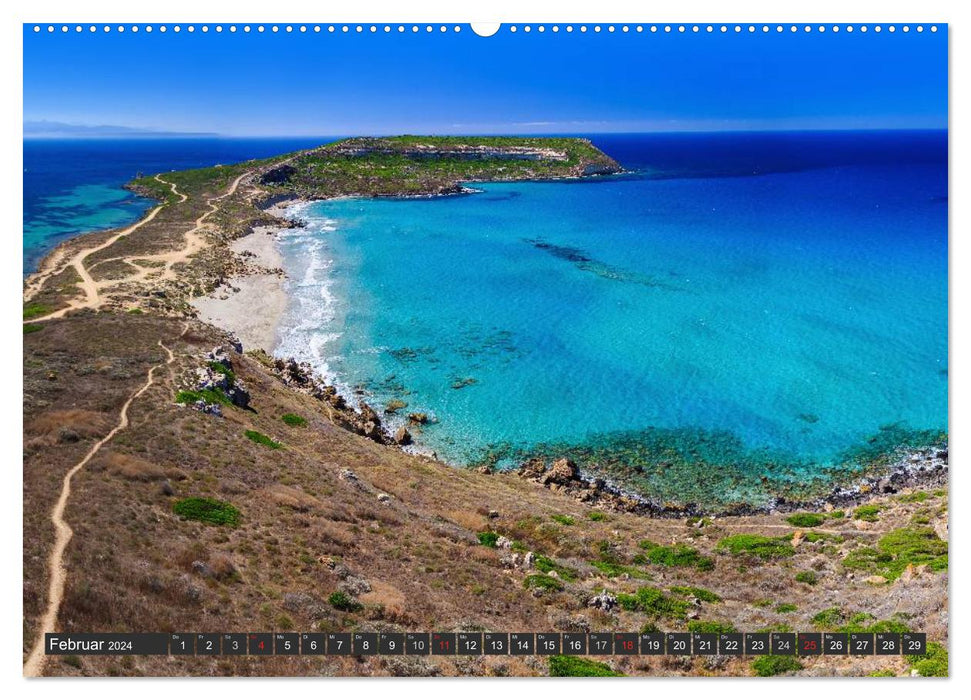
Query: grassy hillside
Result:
<box><xmin>23</xmin><ymin>312</ymin><xmax>948</xmax><ymax>677</ymax></box>
<box><xmin>258</xmin><ymin>136</ymin><xmax>623</xmax><ymax>198</ymax></box>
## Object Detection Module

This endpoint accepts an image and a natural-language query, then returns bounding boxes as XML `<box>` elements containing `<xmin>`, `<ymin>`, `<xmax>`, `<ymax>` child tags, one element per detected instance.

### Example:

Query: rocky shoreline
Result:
<box><xmin>217</xmin><ymin>332</ymin><xmax>949</xmax><ymax>519</ymax></box>
<box><xmin>513</xmin><ymin>448</ymin><xmax>948</xmax><ymax>518</ymax></box>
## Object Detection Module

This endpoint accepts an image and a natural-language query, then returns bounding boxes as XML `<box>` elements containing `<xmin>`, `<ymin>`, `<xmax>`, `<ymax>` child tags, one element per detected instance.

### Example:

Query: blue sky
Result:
<box><xmin>23</xmin><ymin>25</ymin><xmax>948</xmax><ymax>136</ymax></box>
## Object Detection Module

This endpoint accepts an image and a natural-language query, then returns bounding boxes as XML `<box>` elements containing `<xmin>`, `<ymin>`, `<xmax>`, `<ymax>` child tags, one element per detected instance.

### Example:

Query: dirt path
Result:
<box><xmin>122</xmin><ymin>171</ymin><xmax>249</xmax><ymax>285</ymax></box>
<box><xmin>23</xmin><ymin>326</ymin><xmax>185</xmax><ymax>678</ymax></box>
<box><xmin>23</xmin><ymin>176</ymin><xmax>181</xmax><ymax>308</ymax></box>
<box><xmin>24</xmin><ymin>172</ymin><xmax>248</xmax><ymax>322</ymax></box>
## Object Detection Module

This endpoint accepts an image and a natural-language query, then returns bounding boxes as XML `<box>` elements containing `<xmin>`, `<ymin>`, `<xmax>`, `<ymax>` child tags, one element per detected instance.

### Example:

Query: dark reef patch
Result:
<box><xmin>470</xmin><ymin>422</ymin><xmax>947</xmax><ymax>512</ymax></box>
<box><xmin>524</xmin><ymin>238</ymin><xmax>682</xmax><ymax>290</ymax></box>
<box><xmin>388</xmin><ymin>346</ymin><xmax>436</xmax><ymax>363</ymax></box>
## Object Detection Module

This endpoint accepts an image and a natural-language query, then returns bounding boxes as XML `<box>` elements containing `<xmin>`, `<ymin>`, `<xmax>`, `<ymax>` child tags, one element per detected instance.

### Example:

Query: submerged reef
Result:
<box><xmin>473</xmin><ymin>423</ymin><xmax>947</xmax><ymax>514</ymax></box>
<box><xmin>525</xmin><ymin>238</ymin><xmax>681</xmax><ymax>289</ymax></box>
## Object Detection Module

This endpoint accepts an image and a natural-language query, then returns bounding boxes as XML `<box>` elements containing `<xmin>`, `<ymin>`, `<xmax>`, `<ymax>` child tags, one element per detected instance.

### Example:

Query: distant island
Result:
<box><xmin>130</xmin><ymin>135</ymin><xmax>623</xmax><ymax>202</ymax></box>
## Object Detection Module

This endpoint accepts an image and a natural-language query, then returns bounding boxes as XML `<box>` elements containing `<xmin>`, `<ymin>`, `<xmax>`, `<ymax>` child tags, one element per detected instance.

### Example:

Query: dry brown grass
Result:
<box><xmin>22</xmin><ymin>312</ymin><xmax>949</xmax><ymax>678</ymax></box>
<box><xmin>445</xmin><ymin>508</ymin><xmax>489</xmax><ymax>534</ymax></box>
<box><xmin>25</xmin><ymin>409</ymin><xmax>111</xmax><ymax>443</ymax></box>
<box><xmin>96</xmin><ymin>451</ymin><xmax>188</xmax><ymax>482</ymax></box>
<box><xmin>262</xmin><ymin>484</ymin><xmax>322</xmax><ymax>512</ymax></box>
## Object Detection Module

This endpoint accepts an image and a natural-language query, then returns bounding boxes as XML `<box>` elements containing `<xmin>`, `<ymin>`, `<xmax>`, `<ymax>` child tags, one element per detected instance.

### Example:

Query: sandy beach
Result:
<box><xmin>192</xmin><ymin>225</ymin><xmax>288</xmax><ymax>352</ymax></box>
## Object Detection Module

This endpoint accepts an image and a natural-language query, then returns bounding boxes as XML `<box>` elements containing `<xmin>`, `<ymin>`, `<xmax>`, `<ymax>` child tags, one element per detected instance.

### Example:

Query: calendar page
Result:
<box><xmin>21</xmin><ymin>18</ymin><xmax>948</xmax><ymax>680</ymax></box>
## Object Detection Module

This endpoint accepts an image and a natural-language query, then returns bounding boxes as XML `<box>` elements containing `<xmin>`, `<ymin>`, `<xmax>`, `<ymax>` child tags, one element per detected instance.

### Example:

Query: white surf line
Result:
<box><xmin>23</xmin><ymin>325</ymin><xmax>185</xmax><ymax>677</ymax></box>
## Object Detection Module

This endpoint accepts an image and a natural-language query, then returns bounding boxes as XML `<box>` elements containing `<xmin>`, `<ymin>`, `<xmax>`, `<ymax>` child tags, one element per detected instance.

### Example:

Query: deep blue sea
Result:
<box><xmin>275</xmin><ymin>131</ymin><xmax>948</xmax><ymax>504</ymax></box>
<box><xmin>23</xmin><ymin>137</ymin><xmax>330</xmax><ymax>273</ymax></box>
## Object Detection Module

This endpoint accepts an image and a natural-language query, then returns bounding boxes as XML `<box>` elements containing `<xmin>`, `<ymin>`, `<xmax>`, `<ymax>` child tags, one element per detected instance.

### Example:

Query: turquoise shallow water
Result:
<box><xmin>275</xmin><ymin>133</ymin><xmax>947</xmax><ymax>503</ymax></box>
<box><xmin>23</xmin><ymin>138</ymin><xmax>329</xmax><ymax>273</ymax></box>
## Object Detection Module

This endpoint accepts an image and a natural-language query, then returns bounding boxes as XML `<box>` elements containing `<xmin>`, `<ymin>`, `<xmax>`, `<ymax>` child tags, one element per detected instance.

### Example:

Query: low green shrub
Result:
<box><xmin>534</xmin><ymin>554</ymin><xmax>578</xmax><ymax>582</ymax></box>
<box><xmin>795</xmin><ymin>571</ymin><xmax>818</xmax><ymax>585</ymax></box>
<box><xmin>590</xmin><ymin>560</ymin><xmax>652</xmax><ymax>579</ymax></box>
<box><xmin>842</xmin><ymin>526</ymin><xmax>947</xmax><ymax>581</ymax></box>
<box><xmin>587</xmin><ymin>511</ymin><xmax>608</xmax><ymax>522</ymax></box>
<box><xmin>23</xmin><ymin>323</ymin><xmax>44</xmax><ymax>334</ymax></box>
<box><xmin>717</xmin><ymin>534</ymin><xmax>795</xmax><ymax>559</ymax></box>
<box><xmin>897</xmin><ymin>491</ymin><xmax>930</xmax><ymax>503</ymax></box>
<box><xmin>281</xmin><ymin>413</ymin><xmax>307</xmax><ymax>427</ymax></box>
<box><xmin>907</xmin><ymin>642</ymin><xmax>948</xmax><ymax>677</ymax></box>
<box><xmin>810</xmin><ymin>608</ymin><xmax>911</xmax><ymax>634</ymax></box>
<box><xmin>175</xmin><ymin>388</ymin><xmax>232</xmax><ymax>406</ymax></box>
<box><xmin>244</xmin><ymin>430</ymin><xmax>281</xmax><ymax>449</ymax></box>
<box><xmin>208</xmin><ymin>361</ymin><xmax>236</xmax><ymax>387</ymax></box>
<box><xmin>811</xmin><ymin>607</ymin><xmax>845</xmax><ymax>628</ymax></box>
<box><xmin>23</xmin><ymin>303</ymin><xmax>53</xmax><ymax>320</ymax></box>
<box><xmin>477</xmin><ymin>532</ymin><xmax>499</xmax><ymax>547</ymax></box>
<box><xmin>616</xmin><ymin>587</ymin><xmax>689</xmax><ymax>620</ymax></box>
<box><xmin>853</xmin><ymin>504</ymin><xmax>882</xmax><ymax>522</ymax></box>
<box><xmin>775</xmin><ymin>603</ymin><xmax>798</xmax><ymax>614</ymax></box>
<box><xmin>522</xmin><ymin>574</ymin><xmax>564</xmax><ymax>592</ymax></box>
<box><xmin>669</xmin><ymin>585</ymin><xmax>721</xmax><ymax>603</ymax></box>
<box><xmin>172</xmin><ymin>497</ymin><xmax>240</xmax><ymax>526</ymax></box>
<box><xmin>328</xmin><ymin>591</ymin><xmax>362</xmax><ymax>612</ymax></box>
<box><xmin>752</xmin><ymin>655</ymin><xmax>803</xmax><ymax>677</ymax></box>
<box><xmin>549</xmin><ymin>655</ymin><xmax>622</xmax><ymax>677</ymax></box>
<box><xmin>550</xmin><ymin>514</ymin><xmax>575</xmax><ymax>526</ymax></box>
<box><xmin>639</xmin><ymin>540</ymin><xmax>715</xmax><ymax>570</ymax></box>
<box><xmin>786</xmin><ymin>513</ymin><xmax>826</xmax><ymax>528</ymax></box>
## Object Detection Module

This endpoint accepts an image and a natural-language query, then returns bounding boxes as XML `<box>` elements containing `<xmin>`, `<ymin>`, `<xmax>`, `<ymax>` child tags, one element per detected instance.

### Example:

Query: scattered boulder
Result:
<box><xmin>394</xmin><ymin>426</ymin><xmax>412</xmax><ymax>445</ymax></box>
<box><xmin>539</xmin><ymin>458</ymin><xmax>577</xmax><ymax>486</ymax></box>
<box><xmin>283</xmin><ymin>592</ymin><xmax>319</xmax><ymax>613</ymax></box>
<box><xmin>385</xmin><ymin>399</ymin><xmax>408</xmax><ymax>414</ymax></box>
<box><xmin>338</xmin><ymin>468</ymin><xmax>373</xmax><ymax>494</ymax></box>
<box><xmin>339</xmin><ymin>575</ymin><xmax>372</xmax><ymax>596</ymax></box>
<box><xmin>191</xmin><ymin>399</ymin><xmax>222</xmax><ymax>417</ymax></box>
<box><xmin>517</xmin><ymin>459</ymin><xmax>546</xmax><ymax>480</ymax></box>
<box><xmin>407</xmin><ymin>412</ymin><xmax>429</xmax><ymax>426</ymax></box>
<box><xmin>191</xmin><ymin>560</ymin><xmax>213</xmax><ymax>578</ymax></box>
<box><xmin>226</xmin><ymin>333</ymin><xmax>243</xmax><ymax>354</ymax></box>
<box><xmin>587</xmin><ymin>589</ymin><xmax>617</xmax><ymax>612</ymax></box>
<box><xmin>517</xmin><ymin>457</ymin><xmax>653</xmax><ymax>515</ymax></box>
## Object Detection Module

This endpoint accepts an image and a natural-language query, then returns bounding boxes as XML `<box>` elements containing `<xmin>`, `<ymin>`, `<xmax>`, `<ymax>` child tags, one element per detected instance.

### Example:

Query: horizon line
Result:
<box><xmin>23</xmin><ymin>126</ymin><xmax>949</xmax><ymax>140</ymax></box>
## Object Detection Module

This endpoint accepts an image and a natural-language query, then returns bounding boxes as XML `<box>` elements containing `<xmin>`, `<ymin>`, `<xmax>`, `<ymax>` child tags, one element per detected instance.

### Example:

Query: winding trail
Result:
<box><xmin>23</xmin><ymin>325</ymin><xmax>186</xmax><ymax>678</ymax></box>
<box><xmin>23</xmin><ymin>176</ymin><xmax>181</xmax><ymax>309</ymax></box>
<box><xmin>24</xmin><ymin>172</ymin><xmax>248</xmax><ymax>323</ymax></box>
